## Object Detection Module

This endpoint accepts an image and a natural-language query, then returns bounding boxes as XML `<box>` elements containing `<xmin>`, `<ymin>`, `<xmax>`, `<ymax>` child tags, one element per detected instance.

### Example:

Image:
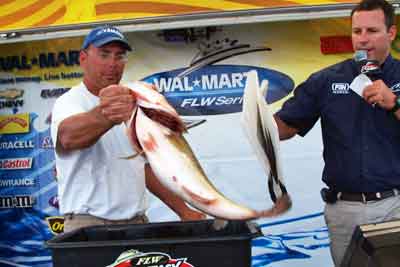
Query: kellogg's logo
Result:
<box><xmin>141</xmin><ymin>65</ymin><xmax>294</xmax><ymax>116</ymax></box>
<box><xmin>106</xmin><ymin>250</ymin><xmax>194</xmax><ymax>267</ymax></box>
<box><xmin>0</xmin><ymin>113</ymin><xmax>30</xmax><ymax>134</ymax></box>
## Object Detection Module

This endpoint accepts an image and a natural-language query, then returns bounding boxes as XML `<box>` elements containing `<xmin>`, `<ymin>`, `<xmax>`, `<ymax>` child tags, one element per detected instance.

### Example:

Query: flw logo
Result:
<box><xmin>106</xmin><ymin>250</ymin><xmax>194</xmax><ymax>267</ymax></box>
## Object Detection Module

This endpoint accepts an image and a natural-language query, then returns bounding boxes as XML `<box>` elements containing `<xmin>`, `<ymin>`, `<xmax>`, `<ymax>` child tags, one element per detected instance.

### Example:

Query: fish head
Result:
<box><xmin>126</xmin><ymin>81</ymin><xmax>186</xmax><ymax>134</ymax></box>
<box><xmin>126</xmin><ymin>81</ymin><xmax>178</xmax><ymax>117</ymax></box>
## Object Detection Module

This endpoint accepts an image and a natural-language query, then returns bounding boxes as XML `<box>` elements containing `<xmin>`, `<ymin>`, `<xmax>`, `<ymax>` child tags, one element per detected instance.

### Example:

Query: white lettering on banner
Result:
<box><xmin>153</xmin><ymin>77</ymin><xmax>193</xmax><ymax>92</ymax></box>
<box><xmin>154</xmin><ymin>72</ymin><xmax>247</xmax><ymax>92</ymax></box>
<box><xmin>0</xmin><ymin>178</ymin><xmax>35</xmax><ymax>187</ymax></box>
<box><xmin>0</xmin><ymin>195</ymin><xmax>35</xmax><ymax>208</ymax></box>
<box><xmin>0</xmin><ymin>140</ymin><xmax>34</xmax><ymax>149</ymax></box>
<box><xmin>0</xmin><ymin>158</ymin><xmax>32</xmax><ymax>170</ymax></box>
<box><xmin>181</xmin><ymin>96</ymin><xmax>243</xmax><ymax>107</ymax></box>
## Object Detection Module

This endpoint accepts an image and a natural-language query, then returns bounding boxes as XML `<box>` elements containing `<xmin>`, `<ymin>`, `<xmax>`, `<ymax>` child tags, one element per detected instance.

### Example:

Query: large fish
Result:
<box><xmin>125</xmin><ymin>80</ymin><xmax>290</xmax><ymax>220</ymax></box>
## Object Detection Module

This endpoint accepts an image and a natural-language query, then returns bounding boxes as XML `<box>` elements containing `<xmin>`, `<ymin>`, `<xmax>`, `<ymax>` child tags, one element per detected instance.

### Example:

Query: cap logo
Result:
<box><xmin>97</xmin><ymin>28</ymin><xmax>124</xmax><ymax>39</ymax></box>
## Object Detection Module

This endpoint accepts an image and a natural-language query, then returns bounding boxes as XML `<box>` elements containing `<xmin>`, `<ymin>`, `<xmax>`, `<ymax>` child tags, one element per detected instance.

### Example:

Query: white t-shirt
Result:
<box><xmin>51</xmin><ymin>82</ymin><xmax>147</xmax><ymax>220</ymax></box>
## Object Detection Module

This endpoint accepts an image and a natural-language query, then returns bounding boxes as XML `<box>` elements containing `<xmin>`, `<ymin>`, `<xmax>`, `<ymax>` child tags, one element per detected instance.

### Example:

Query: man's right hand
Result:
<box><xmin>98</xmin><ymin>85</ymin><xmax>136</xmax><ymax>124</ymax></box>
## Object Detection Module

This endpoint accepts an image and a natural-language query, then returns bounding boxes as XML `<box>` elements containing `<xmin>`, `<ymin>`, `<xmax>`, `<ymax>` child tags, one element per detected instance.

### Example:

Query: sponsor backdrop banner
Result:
<box><xmin>0</xmin><ymin>0</ymin><xmax>359</xmax><ymax>32</ymax></box>
<box><xmin>1</xmin><ymin>17</ymin><xmax>400</xmax><ymax>267</ymax></box>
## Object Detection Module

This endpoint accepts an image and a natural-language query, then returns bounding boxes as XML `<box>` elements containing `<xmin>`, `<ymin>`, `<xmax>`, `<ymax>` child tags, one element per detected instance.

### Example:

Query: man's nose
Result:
<box><xmin>358</xmin><ymin>30</ymin><xmax>370</xmax><ymax>43</ymax></box>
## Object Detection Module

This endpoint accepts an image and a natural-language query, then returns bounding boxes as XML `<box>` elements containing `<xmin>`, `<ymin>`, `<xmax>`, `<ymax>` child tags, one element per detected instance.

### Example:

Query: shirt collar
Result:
<box><xmin>380</xmin><ymin>54</ymin><xmax>394</xmax><ymax>72</ymax></box>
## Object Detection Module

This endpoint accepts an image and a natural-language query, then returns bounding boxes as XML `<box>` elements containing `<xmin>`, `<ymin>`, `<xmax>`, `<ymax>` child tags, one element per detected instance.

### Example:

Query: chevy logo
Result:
<box><xmin>0</xmin><ymin>88</ymin><xmax>24</xmax><ymax>100</ymax></box>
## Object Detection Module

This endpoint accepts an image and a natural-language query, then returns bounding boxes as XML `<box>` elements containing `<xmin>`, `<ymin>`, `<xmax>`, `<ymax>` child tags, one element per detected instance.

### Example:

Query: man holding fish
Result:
<box><xmin>274</xmin><ymin>0</ymin><xmax>400</xmax><ymax>265</ymax></box>
<box><xmin>51</xmin><ymin>25</ymin><xmax>205</xmax><ymax>233</ymax></box>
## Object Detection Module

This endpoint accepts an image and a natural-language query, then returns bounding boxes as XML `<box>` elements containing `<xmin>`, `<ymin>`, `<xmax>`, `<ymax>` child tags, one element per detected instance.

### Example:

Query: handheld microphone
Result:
<box><xmin>354</xmin><ymin>50</ymin><xmax>382</xmax><ymax>80</ymax></box>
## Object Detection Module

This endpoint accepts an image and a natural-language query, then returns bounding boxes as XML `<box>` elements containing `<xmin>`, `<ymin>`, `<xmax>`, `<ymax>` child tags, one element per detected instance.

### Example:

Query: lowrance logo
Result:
<box><xmin>0</xmin><ymin>158</ymin><xmax>32</xmax><ymax>170</ymax></box>
<box><xmin>142</xmin><ymin>65</ymin><xmax>294</xmax><ymax>116</ymax></box>
<box><xmin>0</xmin><ymin>178</ymin><xmax>35</xmax><ymax>187</ymax></box>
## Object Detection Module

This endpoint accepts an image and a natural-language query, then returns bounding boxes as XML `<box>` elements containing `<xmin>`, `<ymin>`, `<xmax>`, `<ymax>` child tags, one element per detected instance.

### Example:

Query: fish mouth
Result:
<box><xmin>126</xmin><ymin>107</ymin><xmax>143</xmax><ymax>153</ymax></box>
<box><xmin>139</xmin><ymin>106</ymin><xmax>186</xmax><ymax>134</ymax></box>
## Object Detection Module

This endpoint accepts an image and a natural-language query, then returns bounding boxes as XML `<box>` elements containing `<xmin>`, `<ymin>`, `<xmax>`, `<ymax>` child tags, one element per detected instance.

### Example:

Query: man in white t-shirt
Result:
<box><xmin>51</xmin><ymin>25</ymin><xmax>205</xmax><ymax>232</ymax></box>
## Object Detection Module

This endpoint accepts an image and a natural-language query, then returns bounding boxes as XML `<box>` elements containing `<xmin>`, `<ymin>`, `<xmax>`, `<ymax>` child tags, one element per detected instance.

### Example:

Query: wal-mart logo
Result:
<box><xmin>141</xmin><ymin>65</ymin><xmax>294</xmax><ymax>116</ymax></box>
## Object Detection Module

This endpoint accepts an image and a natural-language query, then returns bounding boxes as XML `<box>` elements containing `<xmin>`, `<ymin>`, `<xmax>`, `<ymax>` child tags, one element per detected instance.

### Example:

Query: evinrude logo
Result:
<box><xmin>332</xmin><ymin>83</ymin><xmax>350</xmax><ymax>94</ymax></box>
<box><xmin>142</xmin><ymin>65</ymin><xmax>294</xmax><ymax>116</ymax></box>
<box><xmin>40</xmin><ymin>87</ymin><xmax>70</xmax><ymax>98</ymax></box>
<box><xmin>106</xmin><ymin>250</ymin><xmax>194</xmax><ymax>267</ymax></box>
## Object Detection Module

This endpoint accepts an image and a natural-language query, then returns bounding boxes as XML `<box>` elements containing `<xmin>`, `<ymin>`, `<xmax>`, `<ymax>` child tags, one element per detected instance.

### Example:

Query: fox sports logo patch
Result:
<box><xmin>331</xmin><ymin>83</ymin><xmax>350</xmax><ymax>94</ymax></box>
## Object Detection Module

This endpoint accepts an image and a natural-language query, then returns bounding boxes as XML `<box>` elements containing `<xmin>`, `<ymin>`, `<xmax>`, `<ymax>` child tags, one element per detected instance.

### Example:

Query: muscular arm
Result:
<box><xmin>56</xmin><ymin>107</ymin><xmax>114</xmax><ymax>152</ymax></box>
<box><xmin>56</xmin><ymin>84</ymin><xmax>135</xmax><ymax>153</ymax></box>
<box><xmin>145</xmin><ymin>164</ymin><xmax>206</xmax><ymax>221</ymax></box>
<box><xmin>274</xmin><ymin>114</ymin><xmax>299</xmax><ymax>140</ymax></box>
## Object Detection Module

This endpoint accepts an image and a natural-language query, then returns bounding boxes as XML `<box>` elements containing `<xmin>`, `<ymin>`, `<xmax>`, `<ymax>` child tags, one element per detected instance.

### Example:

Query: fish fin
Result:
<box><xmin>141</xmin><ymin>107</ymin><xmax>186</xmax><ymax>134</ymax></box>
<box><xmin>119</xmin><ymin>151</ymin><xmax>144</xmax><ymax>160</ymax></box>
<box><xmin>212</xmin><ymin>219</ymin><xmax>229</xmax><ymax>230</ymax></box>
<box><xmin>182</xmin><ymin>185</ymin><xmax>217</xmax><ymax>205</ymax></box>
<box><xmin>258</xmin><ymin>194</ymin><xmax>292</xmax><ymax>218</ymax></box>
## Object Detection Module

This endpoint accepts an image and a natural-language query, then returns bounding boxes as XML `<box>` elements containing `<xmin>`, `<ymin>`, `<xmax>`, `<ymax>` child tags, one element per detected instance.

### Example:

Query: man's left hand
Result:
<box><xmin>363</xmin><ymin>80</ymin><xmax>396</xmax><ymax>110</ymax></box>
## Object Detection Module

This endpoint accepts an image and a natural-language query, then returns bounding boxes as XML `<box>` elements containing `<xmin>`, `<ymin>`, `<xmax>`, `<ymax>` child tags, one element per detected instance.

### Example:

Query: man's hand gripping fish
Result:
<box><xmin>125</xmin><ymin>80</ymin><xmax>291</xmax><ymax>220</ymax></box>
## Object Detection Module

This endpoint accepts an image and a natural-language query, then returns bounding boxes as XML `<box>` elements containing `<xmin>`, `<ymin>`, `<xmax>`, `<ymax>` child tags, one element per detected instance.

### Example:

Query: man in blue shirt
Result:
<box><xmin>275</xmin><ymin>0</ymin><xmax>400</xmax><ymax>265</ymax></box>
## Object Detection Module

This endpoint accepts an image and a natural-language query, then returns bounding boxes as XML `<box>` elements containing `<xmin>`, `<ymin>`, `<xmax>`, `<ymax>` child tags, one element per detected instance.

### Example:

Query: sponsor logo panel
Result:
<box><xmin>40</xmin><ymin>87</ymin><xmax>70</xmax><ymax>98</ymax></box>
<box><xmin>0</xmin><ymin>88</ymin><xmax>24</xmax><ymax>99</ymax></box>
<box><xmin>0</xmin><ymin>195</ymin><xmax>35</xmax><ymax>208</ymax></box>
<box><xmin>331</xmin><ymin>83</ymin><xmax>350</xmax><ymax>94</ymax></box>
<box><xmin>0</xmin><ymin>88</ymin><xmax>24</xmax><ymax>111</ymax></box>
<box><xmin>41</xmin><ymin>136</ymin><xmax>54</xmax><ymax>149</ymax></box>
<box><xmin>0</xmin><ymin>157</ymin><xmax>33</xmax><ymax>170</ymax></box>
<box><xmin>107</xmin><ymin>250</ymin><xmax>194</xmax><ymax>267</ymax></box>
<box><xmin>0</xmin><ymin>113</ymin><xmax>30</xmax><ymax>134</ymax></box>
<box><xmin>46</xmin><ymin>216</ymin><xmax>64</xmax><ymax>235</ymax></box>
<box><xmin>48</xmin><ymin>195</ymin><xmax>59</xmax><ymax>208</ymax></box>
<box><xmin>142</xmin><ymin>65</ymin><xmax>294</xmax><ymax>116</ymax></box>
<box><xmin>0</xmin><ymin>140</ymin><xmax>34</xmax><ymax>149</ymax></box>
<box><xmin>0</xmin><ymin>177</ymin><xmax>35</xmax><ymax>187</ymax></box>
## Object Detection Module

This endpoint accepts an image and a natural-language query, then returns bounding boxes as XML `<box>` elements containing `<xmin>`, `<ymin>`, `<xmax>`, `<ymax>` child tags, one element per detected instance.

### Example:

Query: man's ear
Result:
<box><xmin>79</xmin><ymin>50</ymin><xmax>88</xmax><ymax>66</ymax></box>
<box><xmin>388</xmin><ymin>25</ymin><xmax>397</xmax><ymax>41</ymax></box>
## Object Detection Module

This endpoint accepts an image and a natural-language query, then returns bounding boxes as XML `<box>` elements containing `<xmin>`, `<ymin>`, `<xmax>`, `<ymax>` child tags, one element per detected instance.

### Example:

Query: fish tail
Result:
<box><xmin>257</xmin><ymin>194</ymin><xmax>292</xmax><ymax>218</ymax></box>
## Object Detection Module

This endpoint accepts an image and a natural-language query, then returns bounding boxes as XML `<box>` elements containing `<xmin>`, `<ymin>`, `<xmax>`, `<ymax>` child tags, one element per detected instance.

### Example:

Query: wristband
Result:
<box><xmin>390</xmin><ymin>96</ymin><xmax>400</xmax><ymax>114</ymax></box>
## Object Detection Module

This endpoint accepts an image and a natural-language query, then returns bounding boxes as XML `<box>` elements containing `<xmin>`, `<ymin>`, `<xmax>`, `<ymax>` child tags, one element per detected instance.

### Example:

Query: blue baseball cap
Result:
<box><xmin>82</xmin><ymin>25</ymin><xmax>132</xmax><ymax>51</ymax></box>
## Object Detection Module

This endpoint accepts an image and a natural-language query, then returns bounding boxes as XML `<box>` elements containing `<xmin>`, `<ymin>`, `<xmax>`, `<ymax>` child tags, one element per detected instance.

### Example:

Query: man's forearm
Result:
<box><xmin>273</xmin><ymin>114</ymin><xmax>298</xmax><ymax>140</ymax></box>
<box><xmin>56</xmin><ymin>106</ymin><xmax>114</xmax><ymax>152</ymax></box>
